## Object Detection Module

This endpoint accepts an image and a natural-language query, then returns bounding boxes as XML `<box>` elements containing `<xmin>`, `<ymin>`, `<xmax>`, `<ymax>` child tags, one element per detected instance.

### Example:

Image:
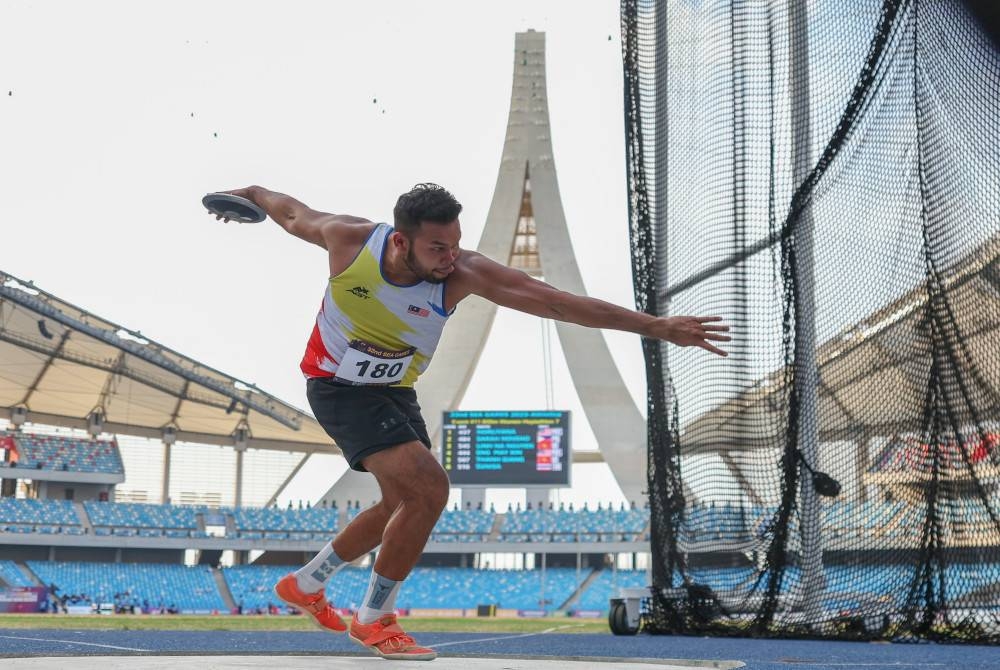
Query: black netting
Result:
<box><xmin>623</xmin><ymin>0</ymin><xmax>1000</xmax><ymax>642</ymax></box>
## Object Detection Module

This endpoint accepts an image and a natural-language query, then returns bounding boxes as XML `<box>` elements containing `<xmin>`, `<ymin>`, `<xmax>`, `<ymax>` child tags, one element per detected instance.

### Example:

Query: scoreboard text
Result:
<box><xmin>440</xmin><ymin>411</ymin><xmax>570</xmax><ymax>486</ymax></box>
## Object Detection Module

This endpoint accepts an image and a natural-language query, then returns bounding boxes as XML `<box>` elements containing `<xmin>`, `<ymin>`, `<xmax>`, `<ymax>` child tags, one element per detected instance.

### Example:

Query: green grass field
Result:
<box><xmin>0</xmin><ymin>613</ymin><xmax>610</xmax><ymax>634</ymax></box>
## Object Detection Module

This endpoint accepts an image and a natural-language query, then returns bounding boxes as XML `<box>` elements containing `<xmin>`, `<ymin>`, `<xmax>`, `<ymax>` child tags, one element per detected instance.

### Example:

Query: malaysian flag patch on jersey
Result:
<box><xmin>408</xmin><ymin>304</ymin><xmax>430</xmax><ymax>317</ymax></box>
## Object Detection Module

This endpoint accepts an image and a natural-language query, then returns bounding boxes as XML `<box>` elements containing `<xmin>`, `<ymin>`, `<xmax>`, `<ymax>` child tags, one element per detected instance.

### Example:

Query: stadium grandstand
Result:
<box><xmin>0</xmin><ymin>270</ymin><xmax>654</xmax><ymax>619</ymax></box>
<box><xmin>1</xmin><ymin>203</ymin><xmax>995</xmax><ymax>625</ymax></box>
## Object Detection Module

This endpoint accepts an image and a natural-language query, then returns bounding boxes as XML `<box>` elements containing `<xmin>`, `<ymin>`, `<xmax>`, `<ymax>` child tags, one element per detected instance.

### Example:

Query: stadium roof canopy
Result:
<box><xmin>0</xmin><ymin>270</ymin><xmax>338</xmax><ymax>455</ymax></box>
<box><xmin>681</xmin><ymin>236</ymin><xmax>1000</xmax><ymax>454</ymax></box>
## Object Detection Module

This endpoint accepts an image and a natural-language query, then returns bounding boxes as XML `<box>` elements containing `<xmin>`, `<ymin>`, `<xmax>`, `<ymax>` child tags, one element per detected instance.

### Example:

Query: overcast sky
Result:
<box><xmin>2</xmin><ymin>1</ymin><xmax>649</xmax><ymax>508</ymax></box>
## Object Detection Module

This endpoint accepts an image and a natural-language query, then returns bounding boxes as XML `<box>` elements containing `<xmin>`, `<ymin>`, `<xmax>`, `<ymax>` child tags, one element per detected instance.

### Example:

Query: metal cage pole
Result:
<box><xmin>789</xmin><ymin>0</ymin><xmax>825</xmax><ymax>618</ymax></box>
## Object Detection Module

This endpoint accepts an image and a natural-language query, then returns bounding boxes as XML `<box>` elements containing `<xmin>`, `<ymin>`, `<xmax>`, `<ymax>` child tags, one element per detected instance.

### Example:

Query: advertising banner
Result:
<box><xmin>0</xmin><ymin>587</ymin><xmax>46</xmax><ymax>613</ymax></box>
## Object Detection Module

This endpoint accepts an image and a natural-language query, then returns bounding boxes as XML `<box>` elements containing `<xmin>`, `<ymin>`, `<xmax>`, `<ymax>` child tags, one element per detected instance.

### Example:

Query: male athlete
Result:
<box><xmin>209</xmin><ymin>183</ymin><xmax>729</xmax><ymax>660</ymax></box>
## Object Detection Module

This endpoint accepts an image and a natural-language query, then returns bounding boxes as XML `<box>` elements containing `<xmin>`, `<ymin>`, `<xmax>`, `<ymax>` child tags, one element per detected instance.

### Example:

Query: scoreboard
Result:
<box><xmin>440</xmin><ymin>411</ymin><xmax>571</xmax><ymax>486</ymax></box>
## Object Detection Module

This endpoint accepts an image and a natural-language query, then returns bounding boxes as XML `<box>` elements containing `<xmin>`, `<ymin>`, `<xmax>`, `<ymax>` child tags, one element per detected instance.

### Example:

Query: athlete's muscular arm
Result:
<box><xmin>216</xmin><ymin>186</ymin><xmax>371</xmax><ymax>250</ymax></box>
<box><xmin>455</xmin><ymin>252</ymin><xmax>730</xmax><ymax>356</ymax></box>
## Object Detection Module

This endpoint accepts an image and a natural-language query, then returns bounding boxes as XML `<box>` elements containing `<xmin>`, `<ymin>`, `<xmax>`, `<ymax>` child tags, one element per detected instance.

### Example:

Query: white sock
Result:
<box><xmin>356</xmin><ymin>571</ymin><xmax>402</xmax><ymax>624</ymax></box>
<box><xmin>294</xmin><ymin>542</ymin><xmax>346</xmax><ymax>593</ymax></box>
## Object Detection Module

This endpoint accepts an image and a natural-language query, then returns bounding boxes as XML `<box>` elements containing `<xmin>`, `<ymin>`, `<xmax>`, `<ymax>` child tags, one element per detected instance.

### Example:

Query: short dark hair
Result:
<box><xmin>393</xmin><ymin>183</ymin><xmax>462</xmax><ymax>235</ymax></box>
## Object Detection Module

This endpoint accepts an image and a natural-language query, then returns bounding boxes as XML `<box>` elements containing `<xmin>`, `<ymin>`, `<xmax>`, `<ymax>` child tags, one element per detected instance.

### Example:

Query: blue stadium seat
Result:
<box><xmin>225</xmin><ymin>506</ymin><xmax>340</xmax><ymax>535</ymax></box>
<box><xmin>223</xmin><ymin>565</ymin><xmax>583</xmax><ymax>612</ymax></box>
<box><xmin>1</xmin><ymin>433</ymin><xmax>123</xmax><ymax>474</ymax></box>
<box><xmin>0</xmin><ymin>498</ymin><xmax>80</xmax><ymax>534</ymax></box>
<box><xmin>680</xmin><ymin>503</ymin><xmax>774</xmax><ymax>544</ymax></box>
<box><xmin>84</xmin><ymin>502</ymin><xmax>204</xmax><ymax>531</ymax></box>
<box><xmin>498</xmin><ymin>507</ymin><xmax>651</xmax><ymax>543</ymax></box>
<box><xmin>431</xmin><ymin>509</ymin><xmax>494</xmax><ymax>542</ymax></box>
<box><xmin>0</xmin><ymin>560</ymin><xmax>30</xmax><ymax>587</ymax></box>
<box><xmin>222</xmin><ymin>564</ymin><xmax>370</xmax><ymax>612</ymax></box>
<box><xmin>27</xmin><ymin>561</ymin><xmax>226</xmax><ymax>613</ymax></box>
<box><xmin>575</xmin><ymin>569</ymin><xmax>649</xmax><ymax>611</ymax></box>
<box><xmin>400</xmin><ymin>567</ymin><xmax>581</xmax><ymax>611</ymax></box>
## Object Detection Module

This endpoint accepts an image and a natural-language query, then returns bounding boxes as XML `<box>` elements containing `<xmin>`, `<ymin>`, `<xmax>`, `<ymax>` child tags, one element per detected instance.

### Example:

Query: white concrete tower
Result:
<box><xmin>321</xmin><ymin>30</ymin><xmax>647</xmax><ymax>508</ymax></box>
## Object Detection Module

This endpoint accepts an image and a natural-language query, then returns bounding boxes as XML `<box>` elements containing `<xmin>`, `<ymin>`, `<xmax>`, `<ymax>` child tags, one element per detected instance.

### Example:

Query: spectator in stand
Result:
<box><xmin>47</xmin><ymin>583</ymin><xmax>62</xmax><ymax>614</ymax></box>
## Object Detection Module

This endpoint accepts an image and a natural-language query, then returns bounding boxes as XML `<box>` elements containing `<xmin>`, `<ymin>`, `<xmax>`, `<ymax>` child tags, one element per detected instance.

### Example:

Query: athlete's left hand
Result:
<box><xmin>646</xmin><ymin>316</ymin><xmax>731</xmax><ymax>356</ymax></box>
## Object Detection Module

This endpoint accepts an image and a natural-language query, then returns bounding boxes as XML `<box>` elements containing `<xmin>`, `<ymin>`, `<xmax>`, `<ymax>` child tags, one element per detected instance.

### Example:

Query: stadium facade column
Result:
<box><xmin>234</xmin><ymin>448</ymin><xmax>244</xmax><ymax>508</ymax></box>
<box><xmin>526</xmin><ymin>488</ymin><xmax>550</xmax><ymax>511</ymax></box>
<box><xmin>161</xmin><ymin>442</ymin><xmax>171</xmax><ymax>505</ymax></box>
<box><xmin>461</xmin><ymin>487</ymin><xmax>485</xmax><ymax>511</ymax></box>
<box><xmin>319</xmin><ymin>30</ymin><xmax>648</xmax><ymax>510</ymax></box>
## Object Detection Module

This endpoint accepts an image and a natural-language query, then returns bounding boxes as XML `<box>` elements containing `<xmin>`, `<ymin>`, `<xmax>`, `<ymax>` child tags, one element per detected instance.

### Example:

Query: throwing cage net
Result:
<box><xmin>622</xmin><ymin>0</ymin><xmax>1000</xmax><ymax>642</ymax></box>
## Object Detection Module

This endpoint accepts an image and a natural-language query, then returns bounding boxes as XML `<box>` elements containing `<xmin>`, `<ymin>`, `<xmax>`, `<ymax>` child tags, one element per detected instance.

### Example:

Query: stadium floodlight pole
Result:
<box><xmin>789</xmin><ymin>0</ymin><xmax>825</xmax><ymax>621</ymax></box>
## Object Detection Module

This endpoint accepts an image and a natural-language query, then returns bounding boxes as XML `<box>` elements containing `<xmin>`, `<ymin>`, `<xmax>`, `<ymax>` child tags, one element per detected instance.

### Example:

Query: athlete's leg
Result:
<box><xmin>330</xmin><ymin>496</ymin><xmax>395</xmax><ymax>562</ymax></box>
<box><xmin>347</xmin><ymin>439</ymin><xmax>448</xmax><ymax>656</ymax></box>
<box><xmin>345</xmin><ymin>440</ymin><xmax>449</xmax><ymax>580</ymax></box>
<box><xmin>284</xmin><ymin>459</ymin><xmax>403</xmax><ymax>595</ymax></box>
<box><xmin>273</xmin><ymin>441</ymin><xmax>441</xmax><ymax>633</ymax></box>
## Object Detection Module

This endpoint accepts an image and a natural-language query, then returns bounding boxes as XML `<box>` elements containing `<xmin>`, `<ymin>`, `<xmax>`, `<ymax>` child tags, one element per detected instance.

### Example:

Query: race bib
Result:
<box><xmin>334</xmin><ymin>339</ymin><xmax>415</xmax><ymax>385</ymax></box>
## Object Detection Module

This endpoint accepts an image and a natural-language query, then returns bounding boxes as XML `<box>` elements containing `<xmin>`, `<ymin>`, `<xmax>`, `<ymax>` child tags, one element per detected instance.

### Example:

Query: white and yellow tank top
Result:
<box><xmin>300</xmin><ymin>223</ymin><xmax>452</xmax><ymax>387</ymax></box>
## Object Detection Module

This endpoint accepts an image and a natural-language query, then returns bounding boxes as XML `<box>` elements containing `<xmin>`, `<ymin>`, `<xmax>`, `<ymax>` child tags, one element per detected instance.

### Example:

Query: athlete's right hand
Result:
<box><xmin>207</xmin><ymin>186</ymin><xmax>257</xmax><ymax>223</ymax></box>
<box><xmin>217</xmin><ymin>186</ymin><xmax>255</xmax><ymax>200</ymax></box>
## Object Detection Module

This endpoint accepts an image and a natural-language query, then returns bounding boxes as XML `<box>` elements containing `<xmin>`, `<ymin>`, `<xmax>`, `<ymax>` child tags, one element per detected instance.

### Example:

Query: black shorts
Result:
<box><xmin>306</xmin><ymin>377</ymin><xmax>432</xmax><ymax>472</ymax></box>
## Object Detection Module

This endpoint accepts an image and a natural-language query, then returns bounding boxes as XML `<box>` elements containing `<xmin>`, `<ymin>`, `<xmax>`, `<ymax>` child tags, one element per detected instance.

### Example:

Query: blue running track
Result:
<box><xmin>0</xmin><ymin>629</ymin><xmax>992</xmax><ymax>669</ymax></box>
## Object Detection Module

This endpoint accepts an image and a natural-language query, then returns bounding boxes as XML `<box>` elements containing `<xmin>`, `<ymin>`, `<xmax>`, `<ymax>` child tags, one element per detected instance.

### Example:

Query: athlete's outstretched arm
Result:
<box><xmin>460</xmin><ymin>252</ymin><xmax>730</xmax><ymax>356</ymax></box>
<box><xmin>211</xmin><ymin>185</ymin><xmax>370</xmax><ymax>249</ymax></box>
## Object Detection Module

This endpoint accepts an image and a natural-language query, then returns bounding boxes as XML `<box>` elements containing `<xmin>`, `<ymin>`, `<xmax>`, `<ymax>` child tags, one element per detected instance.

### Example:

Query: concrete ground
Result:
<box><xmin>1</xmin><ymin>656</ymin><xmax>740</xmax><ymax>670</ymax></box>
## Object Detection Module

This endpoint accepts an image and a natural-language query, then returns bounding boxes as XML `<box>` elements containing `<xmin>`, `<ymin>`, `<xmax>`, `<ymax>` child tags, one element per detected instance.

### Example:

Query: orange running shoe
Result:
<box><xmin>273</xmin><ymin>573</ymin><xmax>346</xmax><ymax>633</ymax></box>
<box><xmin>349</xmin><ymin>612</ymin><xmax>437</xmax><ymax>660</ymax></box>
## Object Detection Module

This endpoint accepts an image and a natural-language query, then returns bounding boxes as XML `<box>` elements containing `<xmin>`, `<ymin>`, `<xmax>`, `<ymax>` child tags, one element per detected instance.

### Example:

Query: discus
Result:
<box><xmin>202</xmin><ymin>192</ymin><xmax>266</xmax><ymax>223</ymax></box>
